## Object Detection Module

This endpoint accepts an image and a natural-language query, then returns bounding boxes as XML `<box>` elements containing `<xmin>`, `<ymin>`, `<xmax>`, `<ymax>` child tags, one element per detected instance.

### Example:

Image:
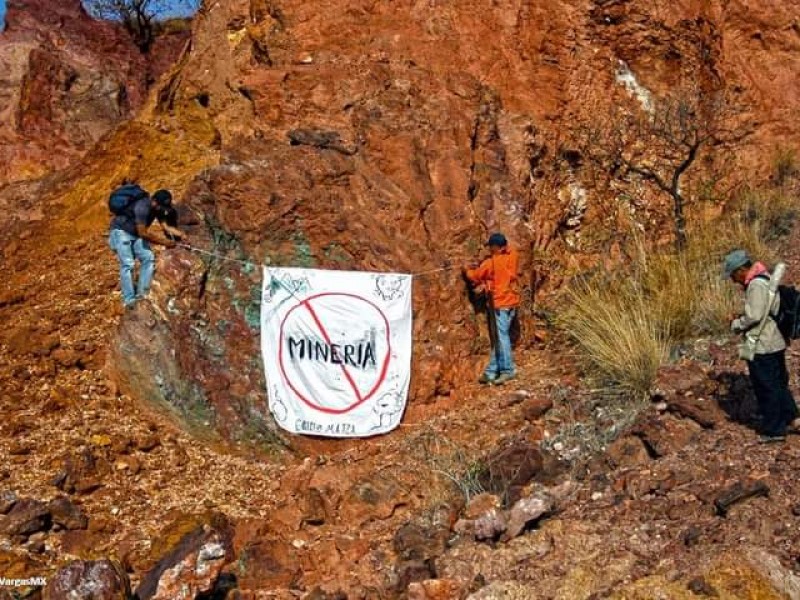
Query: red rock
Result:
<box><xmin>464</xmin><ymin>493</ymin><xmax>501</xmax><ymax>520</ymax></box>
<box><xmin>48</xmin><ymin>496</ymin><xmax>88</xmax><ymax>531</ymax></box>
<box><xmin>666</xmin><ymin>395</ymin><xmax>725</xmax><ymax>429</ymax></box>
<box><xmin>88</xmin><ymin>517</ymin><xmax>114</xmax><ymax>534</ymax></box>
<box><xmin>521</xmin><ymin>397</ymin><xmax>554</xmax><ymax>421</ymax></box>
<box><xmin>652</xmin><ymin>364</ymin><xmax>712</xmax><ymax>399</ymax></box>
<box><xmin>53</xmin><ymin>448</ymin><xmax>110</xmax><ymax>495</ymax></box>
<box><xmin>393</xmin><ymin>520</ymin><xmax>449</xmax><ymax>562</ymax></box>
<box><xmin>472</xmin><ymin>509</ymin><xmax>508</xmax><ymax>542</ymax></box>
<box><xmin>1</xmin><ymin>498</ymin><xmax>51</xmax><ymax>536</ymax></box>
<box><xmin>59</xmin><ymin>530</ymin><xmax>109</xmax><ymax>556</ymax></box>
<box><xmin>136</xmin><ymin>513</ymin><xmax>233</xmax><ymax>600</ymax></box>
<box><xmin>408</xmin><ymin>579</ymin><xmax>467</xmax><ymax>600</ymax></box>
<box><xmin>51</xmin><ymin>347</ymin><xmax>80</xmax><ymax>368</ymax></box>
<box><xmin>631</xmin><ymin>413</ymin><xmax>701</xmax><ymax>458</ymax></box>
<box><xmin>396</xmin><ymin>561</ymin><xmax>435</xmax><ymax>592</ymax></box>
<box><xmin>0</xmin><ymin>0</ymin><xmax>187</xmax><ymax>188</ymax></box>
<box><xmin>230</xmin><ymin>521</ymin><xmax>300</xmax><ymax>591</ymax></box>
<box><xmin>304</xmin><ymin>588</ymin><xmax>347</xmax><ymax>600</ymax></box>
<box><xmin>714</xmin><ymin>479</ymin><xmax>770</xmax><ymax>517</ymax></box>
<box><xmin>479</xmin><ymin>436</ymin><xmax>543</xmax><ymax>501</ymax></box>
<box><xmin>606</xmin><ymin>436</ymin><xmax>652</xmax><ymax>469</ymax></box>
<box><xmin>135</xmin><ymin>434</ymin><xmax>161</xmax><ymax>452</ymax></box>
<box><xmin>339</xmin><ymin>475</ymin><xmax>407</xmax><ymax>525</ymax></box>
<box><xmin>237</xmin><ymin>541</ymin><xmax>300</xmax><ymax>591</ymax></box>
<box><xmin>503</xmin><ymin>492</ymin><xmax>554</xmax><ymax>541</ymax></box>
<box><xmin>301</xmin><ymin>487</ymin><xmax>328</xmax><ymax>526</ymax></box>
<box><xmin>0</xmin><ymin>490</ymin><xmax>18</xmax><ymax>514</ymax></box>
<box><xmin>502</xmin><ymin>390</ymin><xmax>531</xmax><ymax>408</ymax></box>
<box><xmin>43</xmin><ymin>559</ymin><xmax>130</xmax><ymax>600</ymax></box>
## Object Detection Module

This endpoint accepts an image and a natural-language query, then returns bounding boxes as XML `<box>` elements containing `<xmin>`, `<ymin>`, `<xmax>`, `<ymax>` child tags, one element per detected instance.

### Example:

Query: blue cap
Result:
<box><xmin>487</xmin><ymin>233</ymin><xmax>508</xmax><ymax>247</ymax></box>
<box><xmin>722</xmin><ymin>249</ymin><xmax>751</xmax><ymax>279</ymax></box>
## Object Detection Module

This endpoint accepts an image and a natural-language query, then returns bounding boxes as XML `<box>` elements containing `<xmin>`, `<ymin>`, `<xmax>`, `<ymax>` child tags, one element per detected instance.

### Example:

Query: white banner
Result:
<box><xmin>261</xmin><ymin>267</ymin><xmax>413</xmax><ymax>437</ymax></box>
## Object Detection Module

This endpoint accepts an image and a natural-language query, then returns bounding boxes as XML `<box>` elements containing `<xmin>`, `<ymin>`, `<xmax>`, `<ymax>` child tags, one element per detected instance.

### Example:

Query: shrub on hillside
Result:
<box><xmin>561</xmin><ymin>186</ymin><xmax>797</xmax><ymax>395</ymax></box>
<box><xmin>563</xmin><ymin>283</ymin><xmax>668</xmax><ymax>396</ymax></box>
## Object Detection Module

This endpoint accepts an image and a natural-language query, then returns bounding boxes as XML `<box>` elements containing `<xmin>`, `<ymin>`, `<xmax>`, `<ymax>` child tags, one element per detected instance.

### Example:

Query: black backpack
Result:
<box><xmin>776</xmin><ymin>285</ymin><xmax>800</xmax><ymax>342</ymax></box>
<box><xmin>109</xmin><ymin>184</ymin><xmax>148</xmax><ymax>216</ymax></box>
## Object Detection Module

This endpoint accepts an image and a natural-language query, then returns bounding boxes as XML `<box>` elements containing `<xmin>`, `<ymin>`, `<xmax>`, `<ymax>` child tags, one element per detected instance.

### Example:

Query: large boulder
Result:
<box><xmin>1</xmin><ymin>498</ymin><xmax>51</xmax><ymax>537</ymax></box>
<box><xmin>52</xmin><ymin>448</ymin><xmax>111</xmax><ymax>495</ymax></box>
<box><xmin>43</xmin><ymin>559</ymin><xmax>130</xmax><ymax>600</ymax></box>
<box><xmin>135</xmin><ymin>513</ymin><xmax>234</xmax><ymax>600</ymax></box>
<box><xmin>478</xmin><ymin>436</ymin><xmax>544</xmax><ymax>502</ymax></box>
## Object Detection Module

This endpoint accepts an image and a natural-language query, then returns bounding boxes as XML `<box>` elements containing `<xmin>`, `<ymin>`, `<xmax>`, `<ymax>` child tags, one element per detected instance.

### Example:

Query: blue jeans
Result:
<box><xmin>485</xmin><ymin>308</ymin><xmax>516</xmax><ymax>378</ymax></box>
<box><xmin>109</xmin><ymin>229</ymin><xmax>155</xmax><ymax>306</ymax></box>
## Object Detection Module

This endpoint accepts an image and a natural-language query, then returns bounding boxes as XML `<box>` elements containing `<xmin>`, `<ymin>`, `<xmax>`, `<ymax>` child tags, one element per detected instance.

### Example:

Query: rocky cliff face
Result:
<box><xmin>82</xmin><ymin>0</ymin><xmax>799</xmax><ymax>444</ymax></box>
<box><xmin>2</xmin><ymin>0</ymin><xmax>800</xmax><ymax>597</ymax></box>
<box><xmin>0</xmin><ymin>0</ymin><xmax>188</xmax><ymax>187</ymax></box>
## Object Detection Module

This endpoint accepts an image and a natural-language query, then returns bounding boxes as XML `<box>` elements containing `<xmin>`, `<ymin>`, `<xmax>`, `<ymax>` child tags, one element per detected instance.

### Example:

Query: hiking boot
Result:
<box><xmin>478</xmin><ymin>373</ymin><xmax>496</xmax><ymax>385</ymax></box>
<box><xmin>758</xmin><ymin>434</ymin><xmax>786</xmax><ymax>444</ymax></box>
<box><xmin>493</xmin><ymin>372</ymin><xmax>517</xmax><ymax>386</ymax></box>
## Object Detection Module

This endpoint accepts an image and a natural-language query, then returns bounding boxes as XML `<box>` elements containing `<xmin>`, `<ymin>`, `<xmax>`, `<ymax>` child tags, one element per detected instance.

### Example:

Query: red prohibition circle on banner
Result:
<box><xmin>278</xmin><ymin>292</ymin><xmax>392</xmax><ymax>415</ymax></box>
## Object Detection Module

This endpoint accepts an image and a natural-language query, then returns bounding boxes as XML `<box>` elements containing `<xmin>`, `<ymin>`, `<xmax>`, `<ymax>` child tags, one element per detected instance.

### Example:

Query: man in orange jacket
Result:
<box><xmin>463</xmin><ymin>232</ymin><xmax>520</xmax><ymax>385</ymax></box>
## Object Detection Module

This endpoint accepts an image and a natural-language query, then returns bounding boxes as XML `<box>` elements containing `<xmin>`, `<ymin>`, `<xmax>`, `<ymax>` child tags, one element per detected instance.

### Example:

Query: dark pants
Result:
<box><xmin>748</xmin><ymin>350</ymin><xmax>798</xmax><ymax>436</ymax></box>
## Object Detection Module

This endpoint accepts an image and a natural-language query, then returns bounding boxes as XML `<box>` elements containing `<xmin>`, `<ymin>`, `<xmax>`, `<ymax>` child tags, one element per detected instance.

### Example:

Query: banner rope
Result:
<box><xmin>177</xmin><ymin>242</ymin><xmax>459</xmax><ymax>278</ymax></box>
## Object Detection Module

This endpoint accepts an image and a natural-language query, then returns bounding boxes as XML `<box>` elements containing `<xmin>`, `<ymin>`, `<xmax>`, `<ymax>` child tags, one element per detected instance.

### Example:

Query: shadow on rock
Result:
<box><xmin>713</xmin><ymin>371</ymin><xmax>761</xmax><ymax>432</ymax></box>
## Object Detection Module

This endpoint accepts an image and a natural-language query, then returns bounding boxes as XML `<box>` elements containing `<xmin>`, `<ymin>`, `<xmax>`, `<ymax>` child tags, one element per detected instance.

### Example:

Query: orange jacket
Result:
<box><xmin>466</xmin><ymin>247</ymin><xmax>520</xmax><ymax>308</ymax></box>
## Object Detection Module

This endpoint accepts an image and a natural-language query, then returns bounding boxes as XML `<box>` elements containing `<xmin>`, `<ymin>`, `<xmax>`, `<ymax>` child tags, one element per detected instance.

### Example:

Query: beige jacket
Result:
<box><xmin>731</xmin><ymin>277</ymin><xmax>786</xmax><ymax>355</ymax></box>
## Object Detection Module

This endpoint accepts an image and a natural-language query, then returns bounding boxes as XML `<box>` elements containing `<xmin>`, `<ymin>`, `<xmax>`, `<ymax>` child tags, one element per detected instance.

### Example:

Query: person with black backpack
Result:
<box><xmin>108</xmin><ymin>182</ymin><xmax>180</xmax><ymax>309</ymax></box>
<box><xmin>151</xmin><ymin>189</ymin><xmax>186</xmax><ymax>242</ymax></box>
<box><xmin>725</xmin><ymin>249</ymin><xmax>800</xmax><ymax>443</ymax></box>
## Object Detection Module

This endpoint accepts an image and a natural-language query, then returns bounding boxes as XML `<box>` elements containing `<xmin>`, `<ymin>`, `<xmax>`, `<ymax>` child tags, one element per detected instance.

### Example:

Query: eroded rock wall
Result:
<box><xmin>0</xmin><ymin>0</ymin><xmax>188</xmax><ymax>186</ymax></box>
<box><xmin>70</xmin><ymin>0</ymin><xmax>800</xmax><ymax>443</ymax></box>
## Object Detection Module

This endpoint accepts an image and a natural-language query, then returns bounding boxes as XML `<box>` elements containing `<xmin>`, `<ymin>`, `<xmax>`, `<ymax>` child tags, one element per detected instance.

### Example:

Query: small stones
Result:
<box><xmin>681</xmin><ymin>525</ymin><xmax>703</xmax><ymax>548</ymax></box>
<box><xmin>521</xmin><ymin>397</ymin><xmax>554</xmax><ymax>421</ymax></box>
<box><xmin>687</xmin><ymin>576</ymin><xmax>719</xmax><ymax>597</ymax></box>
<box><xmin>114</xmin><ymin>455</ymin><xmax>142</xmax><ymax>475</ymax></box>
<box><xmin>136</xmin><ymin>434</ymin><xmax>161</xmax><ymax>452</ymax></box>
<box><xmin>0</xmin><ymin>491</ymin><xmax>18</xmax><ymax>514</ymax></box>
<box><xmin>48</xmin><ymin>496</ymin><xmax>88</xmax><ymax>531</ymax></box>
<box><xmin>464</xmin><ymin>493</ymin><xmax>500</xmax><ymax>520</ymax></box>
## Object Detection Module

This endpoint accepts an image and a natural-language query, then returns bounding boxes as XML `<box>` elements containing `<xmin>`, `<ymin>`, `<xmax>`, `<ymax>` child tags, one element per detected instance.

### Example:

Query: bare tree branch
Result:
<box><xmin>575</xmin><ymin>81</ymin><xmax>751</xmax><ymax>251</ymax></box>
<box><xmin>84</xmin><ymin>0</ymin><xmax>200</xmax><ymax>53</ymax></box>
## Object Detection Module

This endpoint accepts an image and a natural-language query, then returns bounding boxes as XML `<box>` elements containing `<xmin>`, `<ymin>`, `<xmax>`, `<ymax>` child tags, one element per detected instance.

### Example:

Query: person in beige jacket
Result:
<box><xmin>725</xmin><ymin>249</ymin><xmax>798</xmax><ymax>442</ymax></box>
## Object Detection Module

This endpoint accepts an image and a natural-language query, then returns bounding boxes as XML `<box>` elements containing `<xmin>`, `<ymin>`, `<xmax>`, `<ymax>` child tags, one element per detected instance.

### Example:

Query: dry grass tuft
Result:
<box><xmin>564</xmin><ymin>282</ymin><xmax>669</xmax><ymax>397</ymax></box>
<box><xmin>561</xmin><ymin>186</ymin><xmax>797</xmax><ymax>395</ymax></box>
